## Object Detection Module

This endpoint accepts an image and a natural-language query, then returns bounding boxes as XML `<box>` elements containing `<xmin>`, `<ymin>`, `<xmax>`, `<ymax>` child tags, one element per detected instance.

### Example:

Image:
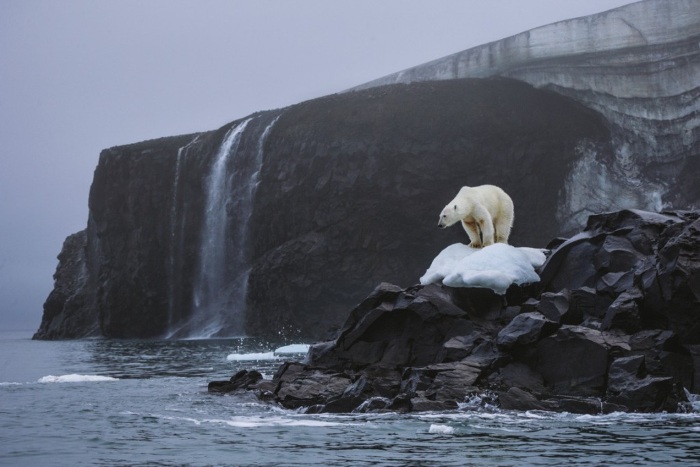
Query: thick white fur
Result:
<box><xmin>438</xmin><ymin>185</ymin><xmax>514</xmax><ymax>247</ymax></box>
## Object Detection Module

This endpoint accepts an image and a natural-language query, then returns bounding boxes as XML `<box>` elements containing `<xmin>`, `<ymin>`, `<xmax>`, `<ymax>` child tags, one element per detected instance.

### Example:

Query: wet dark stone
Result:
<box><xmin>208</xmin><ymin>370</ymin><xmax>263</xmax><ymax>394</ymax></box>
<box><xmin>535</xmin><ymin>291</ymin><xmax>577</xmax><ymax>324</ymax></box>
<box><xmin>606</xmin><ymin>356</ymin><xmax>678</xmax><ymax>412</ymax></box>
<box><xmin>496</xmin><ymin>312</ymin><xmax>559</xmax><ymax>348</ymax></box>
<box><xmin>499</xmin><ymin>387</ymin><xmax>553</xmax><ymax>412</ymax></box>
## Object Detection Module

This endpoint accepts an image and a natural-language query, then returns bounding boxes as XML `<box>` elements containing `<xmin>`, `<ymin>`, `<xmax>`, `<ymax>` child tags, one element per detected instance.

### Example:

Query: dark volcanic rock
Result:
<box><xmin>496</xmin><ymin>312</ymin><xmax>559</xmax><ymax>348</ymax></box>
<box><xmin>210</xmin><ymin>209</ymin><xmax>699</xmax><ymax>414</ymax></box>
<box><xmin>534</xmin><ymin>326</ymin><xmax>627</xmax><ymax>397</ymax></box>
<box><xmin>540</xmin><ymin>210</ymin><xmax>700</xmax><ymax>344</ymax></box>
<box><xmin>33</xmin><ymin>231</ymin><xmax>98</xmax><ymax>340</ymax></box>
<box><xmin>606</xmin><ymin>356</ymin><xmax>677</xmax><ymax>412</ymax></box>
<box><xmin>208</xmin><ymin>370</ymin><xmax>263</xmax><ymax>394</ymax></box>
<box><xmin>309</xmin><ymin>282</ymin><xmax>500</xmax><ymax>369</ymax></box>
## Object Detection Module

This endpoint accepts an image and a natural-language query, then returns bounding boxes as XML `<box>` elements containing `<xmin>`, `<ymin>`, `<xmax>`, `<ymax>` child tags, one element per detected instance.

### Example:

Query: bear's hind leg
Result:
<box><xmin>494</xmin><ymin>215</ymin><xmax>513</xmax><ymax>244</ymax></box>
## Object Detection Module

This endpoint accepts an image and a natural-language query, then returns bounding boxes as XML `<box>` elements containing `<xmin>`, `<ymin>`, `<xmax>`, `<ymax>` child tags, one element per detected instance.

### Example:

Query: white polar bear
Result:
<box><xmin>437</xmin><ymin>185</ymin><xmax>514</xmax><ymax>248</ymax></box>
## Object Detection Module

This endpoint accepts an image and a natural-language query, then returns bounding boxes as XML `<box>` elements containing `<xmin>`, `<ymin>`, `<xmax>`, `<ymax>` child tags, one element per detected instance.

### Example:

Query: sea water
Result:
<box><xmin>1</xmin><ymin>331</ymin><xmax>699</xmax><ymax>466</ymax></box>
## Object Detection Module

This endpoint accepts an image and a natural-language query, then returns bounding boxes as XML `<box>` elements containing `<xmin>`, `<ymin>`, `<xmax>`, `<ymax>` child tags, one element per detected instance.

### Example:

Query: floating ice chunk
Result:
<box><xmin>38</xmin><ymin>374</ymin><xmax>119</xmax><ymax>383</ymax></box>
<box><xmin>429</xmin><ymin>424</ymin><xmax>455</xmax><ymax>435</ymax></box>
<box><xmin>420</xmin><ymin>243</ymin><xmax>546</xmax><ymax>295</ymax></box>
<box><xmin>226</xmin><ymin>352</ymin><xmax>277</xmax><ymax>361</ymax></box>
<box><xmin>226</xmin><ymin>345</ymin><xmax>310</xmax><ymax>361</ymax></box>
<box><xmin>274</xmin><ymin>344</ymin><xmax>310</xmax><ymax>355</ymax></box>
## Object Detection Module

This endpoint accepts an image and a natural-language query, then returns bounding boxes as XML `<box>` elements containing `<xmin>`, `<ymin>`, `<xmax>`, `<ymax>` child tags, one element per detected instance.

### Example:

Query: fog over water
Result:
<box><xmin>0</xmin><ymin>0</ymin><xmax>633</xmax><ymax>331</ymax></box>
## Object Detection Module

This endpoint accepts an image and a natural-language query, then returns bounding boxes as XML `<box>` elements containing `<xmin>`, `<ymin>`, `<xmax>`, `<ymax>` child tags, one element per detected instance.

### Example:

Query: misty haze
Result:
<box><xmin>2</xmin><ymin>1</ymin><xmax>700</xmax><ymax>465</ymax></box>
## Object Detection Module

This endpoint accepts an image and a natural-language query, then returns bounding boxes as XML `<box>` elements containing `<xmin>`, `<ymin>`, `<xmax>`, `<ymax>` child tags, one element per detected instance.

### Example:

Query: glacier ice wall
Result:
<box><xmin>352</xmin><ymin>0</ymin><xmax>700</xmax><ymax>232</ymax></box>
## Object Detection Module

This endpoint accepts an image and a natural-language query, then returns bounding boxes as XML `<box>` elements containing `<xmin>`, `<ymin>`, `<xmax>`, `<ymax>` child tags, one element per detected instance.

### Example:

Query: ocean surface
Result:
<box><xmin>1</xmin><ymin>330</ymin><xmax>699</xmax><ymax>466</ymax></box>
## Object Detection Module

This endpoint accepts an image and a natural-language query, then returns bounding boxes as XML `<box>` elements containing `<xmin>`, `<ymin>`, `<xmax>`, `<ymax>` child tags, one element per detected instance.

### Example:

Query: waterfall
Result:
<box><xmin>166</xmin><ymin>114</ymin><xmax>279</xmax><ymax>339</ymax></box>
<box><xmin>232</xmin><ymin>115</ymin><xmax>280</xmax><ymax>320</ymax></box>
<box><xmin>188</xmin><ymin>118</ymin><xmax>253</xmax><ymax>337</ymax></box>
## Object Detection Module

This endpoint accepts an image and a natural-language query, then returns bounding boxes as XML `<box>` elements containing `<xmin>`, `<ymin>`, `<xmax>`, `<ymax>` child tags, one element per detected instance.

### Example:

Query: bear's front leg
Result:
<box><xmin>473</xmin><ymin>205</ymin><xmax>495</xmax><ymax>246</ymax></box>
<box><xmin>462</xmin><ymin>220</ymin><xmax>483</xmax><ymax>248</ymax></box>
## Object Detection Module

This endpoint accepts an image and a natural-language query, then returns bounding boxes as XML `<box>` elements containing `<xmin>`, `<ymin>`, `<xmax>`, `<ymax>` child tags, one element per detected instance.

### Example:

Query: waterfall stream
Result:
<box><xmin>168</xmin><ymin>114</ymin><xmax>278</xmax><ymax>338</ymax></box>
<box><xmin>189</xmin><ymin>118</ymin><xmax>253</xmax><ymax>337</ymax></box>
<box><xmin>230</xmin><ymin>115</ymin><xmax>280</xmax><ymax>328</ymax></box>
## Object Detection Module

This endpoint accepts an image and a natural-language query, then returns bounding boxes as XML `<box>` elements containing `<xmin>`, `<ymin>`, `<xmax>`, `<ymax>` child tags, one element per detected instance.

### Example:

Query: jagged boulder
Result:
<box><xmin>533</xmin><ymin>325</ymin><xmax>629</xmax><ymax>396</ymax></box>
<box><xmin>540</xmin><ymin>210</ymin><xmax>700</xmax><ymax>344</ymax></box>
<box><xmin>605</xmin><ymin>355</ymin><xmax>677</xmax><ymax>412</ymax></box>
<box><xmin>308</xmin><ymin>282</ymin><xmax>504</xmax><ymax>370</ymax></box>
<box><xmin>496</xmin><ymin>312</ymin><xmax>559</xmax><ymax>348</ymax></box>
<box><xmin>208</xmin><ymin>369</ymin><xmax>264</xmax><ymax>394</ymax></box>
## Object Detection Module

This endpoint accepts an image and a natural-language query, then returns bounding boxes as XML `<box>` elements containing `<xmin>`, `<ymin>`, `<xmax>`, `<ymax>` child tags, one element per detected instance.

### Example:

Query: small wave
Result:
<box><xmin>38</xmin><ymin>374</ymin><xmax>119</xmax><ymax>383</ymax></box>
<box><xmin>0</xmin><ymin>382</ymin><xmax>22</xmax><ymax>386</ymax></box>
<box><xmin>429</xmin><ymin>424</ymin><xmax>455</xmax><ymax>435</ymax></box>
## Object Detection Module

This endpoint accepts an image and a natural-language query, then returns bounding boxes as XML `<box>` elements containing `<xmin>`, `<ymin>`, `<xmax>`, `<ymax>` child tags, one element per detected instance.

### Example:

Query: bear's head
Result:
<box><xmin>438</xmin><ymin>202</ymin><xmax>466</xmax><ymax>228</ymax></box>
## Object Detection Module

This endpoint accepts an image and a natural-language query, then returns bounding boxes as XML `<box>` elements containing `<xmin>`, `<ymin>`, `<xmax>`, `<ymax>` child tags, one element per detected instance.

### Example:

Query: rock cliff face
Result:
<box><xmin>353</xmin><ymin>0</ymin><xmax>700</xmax><ymax>233</ymax></box>
<box><xmin>245</xmin><ymin>79</ymin><xmax>610</xmax><ymax>339</ymax></box>
<box><xmin>34</xmin><ymin>231</ymin><xmax>98</xmax><ymax>339</ymax></box>
<box><xmin>36</xmin><ymin>0</ymin><xmax>699</xmax><ymax>340</ymax></box>
<box><xmin>210</xmin><ymin>209</ymin><xmax>700</xmax><ymax>414</ymax></box>
<box><xmin>36</xmin><ymin>79</ymin><xmax>610</xmax><ymax>339</ymax></box>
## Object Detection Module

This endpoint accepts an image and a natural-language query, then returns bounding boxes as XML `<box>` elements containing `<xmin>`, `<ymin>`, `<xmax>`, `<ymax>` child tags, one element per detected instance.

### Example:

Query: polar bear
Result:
<box><xmin>437</xmin><ymin>185</ymin><xmax>514</xmax><ymax>248</ymax></box>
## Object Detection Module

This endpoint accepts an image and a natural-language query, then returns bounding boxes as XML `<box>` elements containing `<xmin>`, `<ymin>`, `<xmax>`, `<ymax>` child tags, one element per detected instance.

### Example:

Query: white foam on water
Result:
<box><xmin>429</xmin><ymin>424</ymin><xmax>455</xmax><ymax>435</ymax></box>
<box><xmin>274</xmin><ymin>344</ymin><xmax>310</xmax><ymax>355</ymax></box>
<box><xmin>38</xmin><ymin>374</ymin><xmax>119</xmax><ymax>383</ymax></box>
<box><xmin>217</xmin><ymin>416</ymin><xmax>343</xmax><ymax>428</ymax></box>
<box><xmin>0</xmin><ymin>382</ymin><xmax>22</xmax><ymax>386</ymax></box>
<box><xmin>225</xmin><ymin>352</ymin><xmax>277</xmax><ymax>361</ymax></box>
<box><xmin>684</xmin><ymin>388</ymin><xmax>700</xmax><ymax>411</ymax></box>
<box><xmin>145</xmin><ymin>413</ymin><xmax>345</xmax><ymax>428</ymax></box>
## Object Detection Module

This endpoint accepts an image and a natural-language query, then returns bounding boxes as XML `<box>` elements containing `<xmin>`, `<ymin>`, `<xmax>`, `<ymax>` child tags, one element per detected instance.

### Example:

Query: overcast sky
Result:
<box><xmin>0</xmin><ymin>0</ymin><xmax>634</xmax><ymax>332</ymax></box>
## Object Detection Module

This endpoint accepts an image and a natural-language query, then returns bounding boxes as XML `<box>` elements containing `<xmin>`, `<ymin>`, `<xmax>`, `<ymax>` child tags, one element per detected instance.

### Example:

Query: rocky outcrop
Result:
<box><xmin>210</xmin><ymin>210</ymin><xmax>700</xmax><ymax>414</ymax></box>
<box><xmin>33</xmin><ymin>230</ymin><xmax>98</xmax><ymax>339</ymax></box>
<box><xmin>352</xmin><ymin>0</ymin><xmax>700</xmax><ymax>233</ymax></box>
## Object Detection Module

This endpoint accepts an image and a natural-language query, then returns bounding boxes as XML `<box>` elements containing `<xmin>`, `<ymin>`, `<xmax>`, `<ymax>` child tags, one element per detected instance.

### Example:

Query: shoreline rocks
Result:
<box><xmin>209</xmin><ymin>209</ymin><xmax>700</xmax><ymax>414</ymax></box>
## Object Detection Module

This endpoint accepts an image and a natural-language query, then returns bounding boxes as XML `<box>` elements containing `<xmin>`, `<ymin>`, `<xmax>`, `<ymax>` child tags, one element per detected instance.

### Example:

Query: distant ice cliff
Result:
<box><xmin>352</xmin><ymin>0</ymin><xmax>700</xmax><ymax>233</ymax></box>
